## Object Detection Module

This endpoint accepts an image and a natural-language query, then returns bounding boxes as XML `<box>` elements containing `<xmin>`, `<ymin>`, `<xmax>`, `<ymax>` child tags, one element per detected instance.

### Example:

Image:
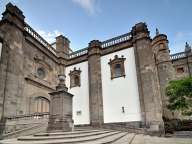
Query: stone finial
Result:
<box><xmin>185</xmin><ymin>42</ymin><xmax>191</xmax><ymax>53</ymax></box>
<box><xmin>56</xmin><ymin>74</ymin><xmax>68</xmax><ymax>91</ymax></box>
<box><xmin>156</xmin><ymin>28</ymin><xmax>160</xmax><ymax>36</ymax></box>
<box><xmin>2</xmin><ymin>3</ymin><xmax>25</xmax><ymax>22</ymax></box>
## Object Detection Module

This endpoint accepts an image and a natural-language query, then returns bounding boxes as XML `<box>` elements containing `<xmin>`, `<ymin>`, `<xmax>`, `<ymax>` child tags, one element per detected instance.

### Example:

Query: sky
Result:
<box><xmin>0</xmin><ymin>0</ymin><xmax>192</xmax><ymax>54</ymax></box>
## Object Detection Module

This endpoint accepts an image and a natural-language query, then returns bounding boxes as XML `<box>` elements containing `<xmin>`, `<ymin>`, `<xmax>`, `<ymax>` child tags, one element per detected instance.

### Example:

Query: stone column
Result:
<box><xmin>47</xmin><ymin>75</ymin><xmax>74</xmax><ymax>132</ymax></box>
<box><xmin>88</xmin><ymin>40</ymin><xmax>104</xmax><ymax>127</ymax></box>
<box><xmin>132</xmin><ymin>23</ymin><xmax>164</xmax><ymax>135</ymax></box>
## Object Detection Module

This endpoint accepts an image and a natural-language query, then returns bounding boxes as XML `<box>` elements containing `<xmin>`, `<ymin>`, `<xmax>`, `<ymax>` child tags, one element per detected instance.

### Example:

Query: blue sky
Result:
<box><xmin>1</xmin><ymin>0</ymin><xmax>192</xmax><ymax>53</ymax></box>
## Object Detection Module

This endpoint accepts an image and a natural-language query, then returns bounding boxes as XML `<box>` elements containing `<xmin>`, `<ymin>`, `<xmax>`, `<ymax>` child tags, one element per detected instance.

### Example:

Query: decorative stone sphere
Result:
<box><xmin>58</xmin><ymin>74</ymin><xmax>66</xmax><ymax>83</ymax></box>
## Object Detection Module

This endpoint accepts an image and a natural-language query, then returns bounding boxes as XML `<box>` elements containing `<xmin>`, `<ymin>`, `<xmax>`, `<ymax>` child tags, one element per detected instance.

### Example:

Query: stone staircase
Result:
<box><xmin>0</xmin><ymin>129</ymin><xmax>132</xmax><ymax>144</ymax></box>
<box><xmin>1</xmin><ymin>128</ymin><xmax>192</xmax><ymax>144</ymax></box>
<box><xmin>2</xmin><ymin>122</ymin><xmax>48</xmax><ymax>139</ymax></box>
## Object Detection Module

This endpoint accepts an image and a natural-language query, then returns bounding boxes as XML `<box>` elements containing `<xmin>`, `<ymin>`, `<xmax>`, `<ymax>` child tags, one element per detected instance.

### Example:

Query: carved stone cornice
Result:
<box><xmin>25</xmin><ymin>75</ymin><xmax>55</xmax><ymax>91</ymax></box>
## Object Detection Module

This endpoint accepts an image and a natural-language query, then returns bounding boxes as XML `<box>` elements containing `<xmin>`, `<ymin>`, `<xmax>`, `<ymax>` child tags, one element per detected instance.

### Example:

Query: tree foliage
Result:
<box><xmin>166</xmin><ymin>77</ymin><xmax>192</xmax><ymax>116</ymax></box>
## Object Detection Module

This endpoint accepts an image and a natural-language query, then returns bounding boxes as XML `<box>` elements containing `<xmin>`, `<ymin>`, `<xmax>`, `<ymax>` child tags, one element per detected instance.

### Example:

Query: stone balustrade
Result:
<box><xmin>69</xmin><ymin>47</ymin><xmax>88</xmax><ymax>59</ymax></box>
<box><xmin>24</xmin><ymin>23</ymin><xmax>57</xmax><ymax>55</ymax></box>
<box><xmin>101</xmin><ymin>32</ymin><xmax>132</xmax><ymax>48</ymax></box>
<box><xmin>4</xmin><ymin>112</ymin><xmax>49</xmax><ymax>134</ymax></box>
<box><xmin>170</xmin><ymin>52</ymin><xmax>187</xmax><ymax>60</ymax></box>
<box><xmin>24</xmin><ymin>23</ymin><xmax>132</xmax><ymax>59</ymax></box>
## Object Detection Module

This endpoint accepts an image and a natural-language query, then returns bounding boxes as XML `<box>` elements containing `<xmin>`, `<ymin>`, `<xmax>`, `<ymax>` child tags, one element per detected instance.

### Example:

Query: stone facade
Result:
<box><xmin>0</xmin><ymin>3</ymin><xmax>191</xmax><ymax>135</ymax></box>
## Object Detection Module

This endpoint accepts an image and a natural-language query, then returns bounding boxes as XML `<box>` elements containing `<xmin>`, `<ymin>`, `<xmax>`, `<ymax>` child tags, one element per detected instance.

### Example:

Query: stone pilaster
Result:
<box><xmin>132</xmin><ymin>23</ymin><xmax>164</xmax><ymax>135</ymax></box>
<box><xmin>88</xmin><ymin>40</ymin><xmax>103</xmax><ymax>127</ymax></box>
<box><xmin>0</xmin><ymin>3</ymin><xmax>25</xmax><ymax>117</ymax></box>
<box><xmin>152</xmin><ymin>34</ymin><xmax>175</xmax><ymax>119</ymax></box>
<box><xmin>47</xmin><ymin>75</ymin><xmax>74</xmax><ymax>132</ymax></box>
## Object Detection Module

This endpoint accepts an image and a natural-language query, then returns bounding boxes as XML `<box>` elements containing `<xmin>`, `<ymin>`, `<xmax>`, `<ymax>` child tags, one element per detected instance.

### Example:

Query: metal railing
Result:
<box><xmin>170</xmin><ymin>52</ymin><xmax>187</xmax><ymax>60</ymax></box>
<box><xmin>24</xmin><ymin>23</ymin><xmax>57</xmax><ymax>55</ymax></box>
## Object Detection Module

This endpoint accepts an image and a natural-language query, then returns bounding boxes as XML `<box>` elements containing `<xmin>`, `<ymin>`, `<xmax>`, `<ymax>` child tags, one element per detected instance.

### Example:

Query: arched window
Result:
<box><xmin>34</xmin><ymin>97</ymin><xmax>50</xmax><ymax>113</ymax></box>
<box><xmin>108</xmin><ymin>55</ymin><xmax>126</xmax><ymax>79</ymax></box>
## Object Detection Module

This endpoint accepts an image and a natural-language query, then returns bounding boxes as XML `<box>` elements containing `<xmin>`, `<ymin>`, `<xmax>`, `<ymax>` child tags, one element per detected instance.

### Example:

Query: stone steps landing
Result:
<box><xmin>0</xmin><ymin>129</ymin><xmax>128</xmax><ymax>144</ymax></box>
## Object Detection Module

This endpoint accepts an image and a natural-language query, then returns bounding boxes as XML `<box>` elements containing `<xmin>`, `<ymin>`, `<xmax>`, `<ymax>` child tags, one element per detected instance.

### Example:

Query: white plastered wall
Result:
<box><xmin>66</xmin><ymin>61</ymin><xmax>90</xmax><ymax>125</ymax></box>
<box><xmin>101</xmin><ymin>47</ymin><xmax>141</xmax><ymax>123</ymax></box>
<box><xmin>0</xmin><ymin>42</ymin><xmax>2</xmax><ymax>60</ymax></box>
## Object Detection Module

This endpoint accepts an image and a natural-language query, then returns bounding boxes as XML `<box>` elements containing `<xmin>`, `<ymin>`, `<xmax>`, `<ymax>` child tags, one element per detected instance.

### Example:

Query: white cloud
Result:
<box><xmin>72</xmin><ymin>0</ymin><xmax>97</xmax><ymax>15</ymax></box>
<box><xmin>37</xmin><ymin>29</ymin><xmax>63</xmax><ymax>43</ymax></box>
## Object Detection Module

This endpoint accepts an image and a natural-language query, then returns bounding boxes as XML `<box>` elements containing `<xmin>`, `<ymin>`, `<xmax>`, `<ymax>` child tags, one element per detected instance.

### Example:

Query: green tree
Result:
<box><xmin>166</xmin><ymin>77</ymin><xmax>192</xmax><ymax>116</ymax></box>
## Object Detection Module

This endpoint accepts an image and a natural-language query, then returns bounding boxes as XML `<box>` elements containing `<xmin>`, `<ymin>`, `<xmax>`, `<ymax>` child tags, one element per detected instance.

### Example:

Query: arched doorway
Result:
<box><xmin>34</xmin><ymin>96</ymin><xmax>50</xmax><ymax>113</ymax></box>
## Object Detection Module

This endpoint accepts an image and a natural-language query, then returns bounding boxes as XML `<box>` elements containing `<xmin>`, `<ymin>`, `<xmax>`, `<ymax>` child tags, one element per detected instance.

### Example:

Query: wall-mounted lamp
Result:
<box><xmin>122</xmin><ymin>106</ymin><xmax>125</xmax><ymax>113</ymax></box>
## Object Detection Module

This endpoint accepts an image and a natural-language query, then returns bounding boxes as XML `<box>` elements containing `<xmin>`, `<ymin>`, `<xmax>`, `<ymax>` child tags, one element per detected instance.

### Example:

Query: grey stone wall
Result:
<box><xmin>0</xmin><ymin>3</ymin><xmax>60</xmax><ymax>118</ymax></box>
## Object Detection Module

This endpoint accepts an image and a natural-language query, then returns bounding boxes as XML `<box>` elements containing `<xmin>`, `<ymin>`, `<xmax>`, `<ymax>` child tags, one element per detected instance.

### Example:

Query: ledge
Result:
<box><xmin>25</xmin><ymin>75</ymin><xmax>55</xmax><ymax>91</ymax></box>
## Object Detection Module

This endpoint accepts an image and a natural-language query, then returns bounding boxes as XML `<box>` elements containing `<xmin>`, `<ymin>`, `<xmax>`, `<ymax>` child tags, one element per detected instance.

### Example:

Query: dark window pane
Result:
<box><xmin>114</xmin><ymin>64</ymin><xmax>122</xmax><ymax>77</ymax></box>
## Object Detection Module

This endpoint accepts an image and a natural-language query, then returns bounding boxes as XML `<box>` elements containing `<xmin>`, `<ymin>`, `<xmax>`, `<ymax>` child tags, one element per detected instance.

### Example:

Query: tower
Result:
<box><xmin>152</xmin><ymin>30</ymin><xmax>175</xmax><ymax>119</ymax></box>
<box><xmin>132</xmin><ymin>23</ymin><xmax>164</xmax><ymax>134</ymax></box>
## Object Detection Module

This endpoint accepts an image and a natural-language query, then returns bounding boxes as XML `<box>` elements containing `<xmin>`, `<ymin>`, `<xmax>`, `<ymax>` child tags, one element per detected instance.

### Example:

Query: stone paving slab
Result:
<box><xmin>131</xmin><ymin>134</ymin><xmax>192</xmax><ymax>144</ymax></box>
<box><xmin>112</xmin><ymin>133</ymin><xmax>136</xmax><ymax>144</ymax></box>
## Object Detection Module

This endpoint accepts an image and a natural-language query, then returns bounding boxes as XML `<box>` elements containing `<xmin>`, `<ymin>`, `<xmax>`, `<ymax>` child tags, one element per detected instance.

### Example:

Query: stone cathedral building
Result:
<box><xmin>0</xmin><ymin>3</ymin><xmax>191</xmax><ymax>134</ymax></box>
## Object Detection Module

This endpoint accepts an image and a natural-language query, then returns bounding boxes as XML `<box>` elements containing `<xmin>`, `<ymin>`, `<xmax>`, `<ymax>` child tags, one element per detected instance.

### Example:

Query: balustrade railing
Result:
<box><xmin>5</xmin><ymin>112</ymin><xmax>50</xmax><ymax>120</ymax></box>
<box><xmin>101</xmin><ymin>32</ymin><xmax>132</xmax><ymax>48</ymax></box>
<box><xmin>69</xmin><ymin>47</ymin><xmax>88</xmax><ymax>59</ymax></box>
<box><xmin>24</xmin><ymin>23</ymin><xmax>132</xmax><ymax>59</ymax></box>
<box><xmin>24</xmin><ymin>23</ymin><xmax>56</xmax><ymax>55</ymax></box>
<box><xmin>68</xmin><ymin>32</ymin><xmax>132</xmax><ymax>59</ymax></box>
<box><xmin>170</xmin><ymin>52</ymin><xmax>187</xmax><ymax>60</ymax></box>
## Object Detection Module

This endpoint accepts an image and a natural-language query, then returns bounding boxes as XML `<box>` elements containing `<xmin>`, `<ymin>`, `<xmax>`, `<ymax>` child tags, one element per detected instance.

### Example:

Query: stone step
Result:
<box><xmin>34</xmin><ymin>129</ymin><xmax>103</xmax><ymax>136</ymax></box>
<box><xmin>2</xmin><ymin>123</ymin><xmax>47</xmax><ymax>139</ymax></box>
<box><xmin>78</xmin><ymin>132</ymin><xmax>128</xmax><ymax>144</ymax></box>
<box><xmin>18</xmin><ymin>130</ymin><xmax>112</xmax><ymax>140</ymax></box>
<box><xmin>0</xmin><ymin>131</ymin><xmax>123</xmax><ymax>144</ymax></box>
<box><xmin>112</xmin><ymin>133</ymin><xmax>136</xmax><ymax>144</ymax></box>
